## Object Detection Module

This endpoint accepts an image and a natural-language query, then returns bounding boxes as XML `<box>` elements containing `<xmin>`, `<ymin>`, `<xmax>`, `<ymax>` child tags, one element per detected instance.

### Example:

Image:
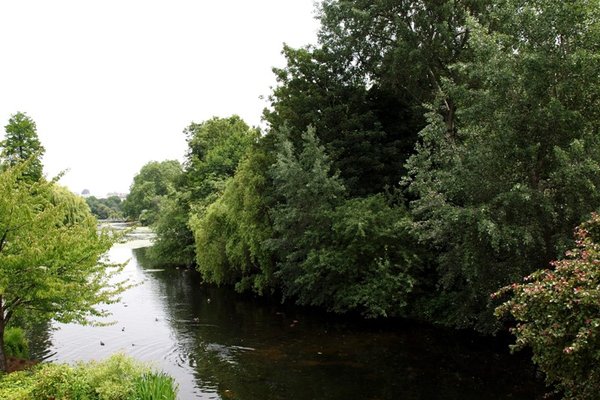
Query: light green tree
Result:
<box><xmin>0</xmin><ymin>112</ymin><xmax>45</xmax><ymax>182</ymax></box>
<box><xmin>191</xmin><ymin>142</ymin><xmax>276</xmax><ymax>293</ymax></box>
<box><xmin>123</xmin><ymin>160</ymin><xmax>182</xmax><ymax>225</ymax></box>
<box><xmin>152</xmin><ymin>116</ymin><xmax>258</xmax><ymax>267</ymax></box>
<box><xmin>0</xmin><ymin>162</ymin><xmax>127</xmax><ymax>371</ymax></box>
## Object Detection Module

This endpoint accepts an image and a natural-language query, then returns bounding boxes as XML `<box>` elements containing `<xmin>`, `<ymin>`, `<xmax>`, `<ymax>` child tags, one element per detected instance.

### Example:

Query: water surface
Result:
<box><xmin>31</xmin><ymin>230</ymin><xmax>545</xmax><ymax>399</ymax></box>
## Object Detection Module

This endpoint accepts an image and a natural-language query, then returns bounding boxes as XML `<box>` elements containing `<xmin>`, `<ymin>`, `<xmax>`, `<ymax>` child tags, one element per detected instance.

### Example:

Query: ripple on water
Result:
<box><xmin>29</xmin><ymin>225</ymin><xmax>546</xmax><ymax>400</ymax></box>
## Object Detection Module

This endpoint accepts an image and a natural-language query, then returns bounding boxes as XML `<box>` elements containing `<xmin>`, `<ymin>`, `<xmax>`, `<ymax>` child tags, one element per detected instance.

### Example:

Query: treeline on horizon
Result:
<box><xmin>124</xmin><ymin>0</ymin><xmax>599</xmax><ymax>351</ymax></box>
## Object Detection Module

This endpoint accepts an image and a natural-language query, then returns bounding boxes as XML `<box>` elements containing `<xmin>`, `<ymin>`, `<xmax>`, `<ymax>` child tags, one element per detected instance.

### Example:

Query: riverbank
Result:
<box><xmin>27</xmin><ymin>238</ymin><xmax>546</xmax><ymax>399</ymax></box>
<box><xmin>0</xmin><ymin>354</ymin><xmax>177</xmax><ymax>399</ymax></box>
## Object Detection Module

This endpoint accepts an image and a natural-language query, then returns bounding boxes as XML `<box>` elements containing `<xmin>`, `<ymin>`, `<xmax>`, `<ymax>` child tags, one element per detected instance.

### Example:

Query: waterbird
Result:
<box><xmin>155</xmin><ymin>317</ymin><xmax>159</xmax><ymax>321</ymax></box>
<box><xmin>121</xmin><ymin>327</ymin><xmax>125</xmax><ymax>332</ymax></box>
<box><xmin>100</xmin><ymin>341</ymin><xmax>105</xmax><ymax>346</ymax></box>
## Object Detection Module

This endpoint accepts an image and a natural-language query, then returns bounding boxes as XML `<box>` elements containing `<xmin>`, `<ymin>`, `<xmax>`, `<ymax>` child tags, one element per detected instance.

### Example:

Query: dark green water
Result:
<box><xmin>32</xmin><ymin>241</ymin><xmax>545</xmax><ymax>399</ymax></box>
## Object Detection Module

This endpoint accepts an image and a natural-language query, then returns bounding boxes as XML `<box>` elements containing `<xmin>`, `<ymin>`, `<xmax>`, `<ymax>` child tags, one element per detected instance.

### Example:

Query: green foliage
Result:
<box><xmin>123</xmin><ymin>160</ymin><xmax>182</xmax><ymax>224</ymax></box>
<box><xmin>50</xmin><ymin>185</ymin><xmax>94</xmax><ymax>225</ymax></box>
<box><xmin>0</xmin><ymin>354</ymin><xmax>177</xmax><ymax>400</ymax></box>
<box><xmin>184</xmin><ymin>115</ymin><xmax>258</xmax><ymax>205</ymax></box>
<box><xmin>86</xmin><ymin>196</ymin><xmax>124</xmax><ymax>220</ymax></box>
<box><xmin>269</xmin><ymin>128</ymin><xmax>417</xmax><ymax>317</ymax></box>
<box><xmin>148</xmin><ymin>192</ymin><xmax>196</xmax><ymax>267</ymax></box>
<box><xmin>405</xmin><ymin>0</ymin><xmax>600</xmax><ymax>332</ymax></box>
<box><xmin>30</xmin><ymin>363</ymin><xmax>92</xmax><ymax>400</ymax></box>
<box><xmin>0</xmin><ymin>112</ymin><xmax>45</xmax><ymax>182</ymax></box>
<box><xmin>151</xmin><ymin>116</ymin><xmax>258</xmax><ymax>268</ymax></box>
<box><xmin>495</xmin><ymin>213</ymin><xmax>600</xmax><ymax>400</ymax></box>
<box><xmin>0</xmin><ymin>161</ymin><xmax>128</xmax><ymax>369</ymax></box>
<box><xmin>190</xmin><ymin>126</ymin><xmax>418</xmax><ymax>317</ymax></box>
<box><xmin>269</xmin><ymin>127</ymin><xmax>346</xmax><ymax>280</ymax></box>
<box><xmin>191</xmin><ymin>143</ymin><xmax>275</xmax><ymax>294</ymax></box>
<box><xmin>133</xmin><ymin>372</ymin><xmax>177</xmax><ymax>400</ymax></box>
<box><xmin>265</xmin><ymin>43</ymin><xmax>422</xmax><ymax>196</ymax></box>
<box><xmin>3</xmin><ymin>328</ymin><xmax>28</xmax><ymax>359</ymax></box>
<box><xmin>0</xmin><ymin>370</ymin><xmax>35</xmax><ymax>400</ymax></box>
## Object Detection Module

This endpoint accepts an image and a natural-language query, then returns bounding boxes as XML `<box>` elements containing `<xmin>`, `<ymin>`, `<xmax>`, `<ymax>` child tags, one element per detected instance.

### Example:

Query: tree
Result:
<box><xmin>148</xmin><ymin>191</ymin><xmax>196</xmax><ymax>267</ymax></box>
<box><xmin>190</xmin><ymin>141</ymin><xmax>276</xmax><ymax>294</ymax></box>
<box><xmin>405</xmin><ymin>1</ymin><xmax>600</xmax><ymax>332</ymax></box>
<box><xmin>0</xmin><ymin>162</ymin><xmax>127</xmax><ymax>371</ymax></box>
<box><xmin>269</xmin><ymin>128</ymin><xmax>417</xmax><ymax>317</ymax></box>
<box><xmin>123</xmin><ymin>160</ymin><xmax>182</xmax><ymax>225</ymax></box>
<box><xmin>184</xmin><ymin>115</ymin><xmax>259</xmax><ymax>205</ymax></box>
<box><xmin>265</xmin><ymin>44</ymin><xmax>423</xmax><ymax>196</ymax></box>
<box><xmin>264</xmin><ymin>0</ymin><xmax>489</xmax><ymax>196</ymax></box>
<box><xmin>1</xmin><ymin>112</ymin><xmax>45</xmax><ymax>182</ymax></box>
<box><xmin>495</xmin><ymin>213</ymin><xmax>600</xmax><ymax>400</ymax></box>
<box><xmin>86</xmin><ymin>196</ymin><xmax>124</xmax><ymax>220</ymax></box>
<box><xmin>152</xmin><ymin>116</ymin><xmax>258</xmax><ymax>267</ymax></box>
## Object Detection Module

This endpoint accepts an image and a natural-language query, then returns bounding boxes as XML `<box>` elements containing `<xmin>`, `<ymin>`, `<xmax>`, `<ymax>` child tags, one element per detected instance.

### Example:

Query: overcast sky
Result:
<box><xmin>0</xmin><ymin>1</ymin><xmax>319</xmax><ymax>197</ymax></box>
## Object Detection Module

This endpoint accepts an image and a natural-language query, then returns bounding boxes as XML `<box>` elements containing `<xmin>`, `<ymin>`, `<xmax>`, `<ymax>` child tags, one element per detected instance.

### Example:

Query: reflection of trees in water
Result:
<box><xmin>132</xmin><ymin>247</ymin><xmax>545</xmax><ymax>400</ymax></box>
<box><xmin>22</xmin><ymin>319</ymin><xmax>55</xmax><ymax>361</ymax></box>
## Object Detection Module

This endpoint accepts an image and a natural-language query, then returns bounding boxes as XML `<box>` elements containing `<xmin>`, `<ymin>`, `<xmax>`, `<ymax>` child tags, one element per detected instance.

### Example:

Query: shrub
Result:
<box><xmin>495</xmin><ymin>213</ymin><xmax>600</xmax><ymax>399</ymax></box>
<box><xmin>30</xmin><ymin>363</ymin><xmax>91</xmax><ymax>399</ymax></box>
<box><xmin>0</xmin><ymin>371</ymin><xmax>35</xmax><ymax>400</ymax></box>
<box><xmin>84</xmin><ymin>353</ymin><xmax>145</xmax><ymax>399</ymax></box>
<box><xmin>0</xmin><ymin>354</ymin><xmax>178</xmax><ymax>400</ymax></box>
<box><xmin>133</xmin><ymin>372</ymin><xmax>178</xmax><ymax>400</ymax></box>
<box><xmin>4</xmin><ymin>327</ymin><xmax>29</xmax><ymax>359</ymax></box>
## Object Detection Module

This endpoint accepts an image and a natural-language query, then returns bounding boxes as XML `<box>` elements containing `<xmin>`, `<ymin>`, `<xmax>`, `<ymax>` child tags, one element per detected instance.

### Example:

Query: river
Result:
<box><xmin>30</xmin><ymin>226</ymin><xmax>545</xmax><ymax>399</ymax></box>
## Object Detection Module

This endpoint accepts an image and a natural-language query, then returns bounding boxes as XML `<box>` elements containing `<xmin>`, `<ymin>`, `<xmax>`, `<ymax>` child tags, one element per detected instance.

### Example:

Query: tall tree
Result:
<box><xmin>1</xmin><ymin>112</ymin><xmax>45</xmax><ymax>182</ymax></box>
<box><xmin>406</xmin><ymin>0</ymin><xmax>600</xmax><ymax>332</ymax></box>
<box><xmin>269</xmin><ymin>128</ymin><xmax>416</xmax><ymax>317</ymax></box>
<box><xmin>123</xmin><ymin>160</ymin><xmax>182</xmax><ymax>225</ymax></box>
<box><xmin>0</xmin><ymin>162</ymin><xmax>126</xmax><ymax>371</ymax></box>
<box><xmin>265</xmin><ymin>0</ymin><xmax>487</xmax><ymax>196</ymax></box>
<box><xmin>190</xmin><ymin>141</ymin><xmax>276</xmax><ymax>294</ymax></box>
<box><xmin>265</xmin><ymin>44</ymin><xmax>423</xmax><ymax>196</ymax></box>
<box><xmin>184</xmin><ymin>115</ymin><xmax>259</xmax><ymax>205</ymax></box>
<box><xmin>150</xmin><ymin>116</ymin><xmax>258</xmax><ymax>267</ymax></box>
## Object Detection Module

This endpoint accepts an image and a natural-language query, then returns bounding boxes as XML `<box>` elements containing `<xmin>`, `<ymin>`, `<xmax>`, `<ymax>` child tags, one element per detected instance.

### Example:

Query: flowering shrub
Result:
<box><xmin>494</xmin><ymin>213</ymin><xmax>600</xmax><ymax>399</ymax></box>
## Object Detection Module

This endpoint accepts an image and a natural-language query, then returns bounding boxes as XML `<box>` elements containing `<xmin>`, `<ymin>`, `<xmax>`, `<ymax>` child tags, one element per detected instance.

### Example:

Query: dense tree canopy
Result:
<box><xmin>191</xmin><ymin>140</ymin><xmax>276</xmax><ymax>293</ymax></box>
<box><xmin>406</xmin><ymin>0</ymin><xmax>600</xmax><ymax>332</ymax></box>
<box><xmin>86</xmin><ymin>196</ymin><xmax>124</xmax><ymax>220</ymax></box>
<box><xmin>146</xmin><ymin>116</ymin><xmax>258</xmax><ymax>267</ymax></box>
<box><xmin>268</xmin><ymin>128</ymin><xmax>417</xmax><ymax>316</ymax></box>
<box><xmin>123</xmin><ymin>160</ymin><xmax>182</xmax><ymax>225</ymax></box>
<box><xmin>127</xmin><ymin>2</ymin><xmax>600</xmax><ymax>371</ymax></box>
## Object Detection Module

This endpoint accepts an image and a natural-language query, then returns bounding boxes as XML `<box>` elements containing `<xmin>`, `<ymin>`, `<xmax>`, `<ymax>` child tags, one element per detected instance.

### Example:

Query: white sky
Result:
<box><xmin>0</xmin><ymin>1</ymin><xmax>319</xmax><ymax>197</ymax></box>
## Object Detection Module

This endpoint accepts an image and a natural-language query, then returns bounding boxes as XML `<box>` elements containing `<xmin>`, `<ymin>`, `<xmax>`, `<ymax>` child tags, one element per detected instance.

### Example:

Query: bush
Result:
<box><xmin>0</xmin><ymin>370</ymin><xmax>35</xmax><ymax>400</ymax></box>
<box><xmin>4</xmin><ymin>327</ymin><xmax>29</xmax><ymax>359</ymax></box>
<box><xmin>0</xmin><ymin>354</ymin><xmax>178</xmax><ymax>400</ymax></box>
<box><xmin>133</xmin><ymin>372</ymin><xmax>178</xmax><ymax>400</ymax></box>
<box><xmin>495</xmin><ymin>213</ymin><xmax>600</xmax><ymax>399</ymax></box>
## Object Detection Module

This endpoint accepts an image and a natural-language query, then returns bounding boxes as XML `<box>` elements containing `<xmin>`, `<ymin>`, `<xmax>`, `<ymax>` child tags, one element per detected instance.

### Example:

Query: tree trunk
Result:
<box><xmin>0</xmin><ymin>297</ymin><xmax>7</xmax><ymax>372</ymax></box>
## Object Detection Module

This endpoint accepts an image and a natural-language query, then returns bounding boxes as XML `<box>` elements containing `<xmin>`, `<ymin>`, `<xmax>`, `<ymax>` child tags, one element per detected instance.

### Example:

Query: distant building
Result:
<box><xmin>81</xmin><ymin>189</ymin><xmax>91</xmax><ymax>198</ymax></box>
<box><xmin>106</xmin><ymin>192</ymin><xmax>127</xmax><ymax>200</ymax></box>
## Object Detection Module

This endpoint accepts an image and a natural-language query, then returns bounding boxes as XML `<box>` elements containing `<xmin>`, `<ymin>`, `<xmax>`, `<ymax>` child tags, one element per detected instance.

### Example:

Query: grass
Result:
<box><xmin>134</xmin><ymin>372</ymin><xmax>178</xmax><ymax>400</ymax></box>
<box><xmin>0</xmin><ymin>353</ymin><xmax>178</xmax><ymax>400</ymax></box>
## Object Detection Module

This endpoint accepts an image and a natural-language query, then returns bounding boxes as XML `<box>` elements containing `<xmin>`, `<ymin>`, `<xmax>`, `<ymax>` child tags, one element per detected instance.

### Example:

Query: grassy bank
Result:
<box><xmin>0</xmin><ymin>354</ymin><xmax>177</xmax><ymax>400</ymax></box>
